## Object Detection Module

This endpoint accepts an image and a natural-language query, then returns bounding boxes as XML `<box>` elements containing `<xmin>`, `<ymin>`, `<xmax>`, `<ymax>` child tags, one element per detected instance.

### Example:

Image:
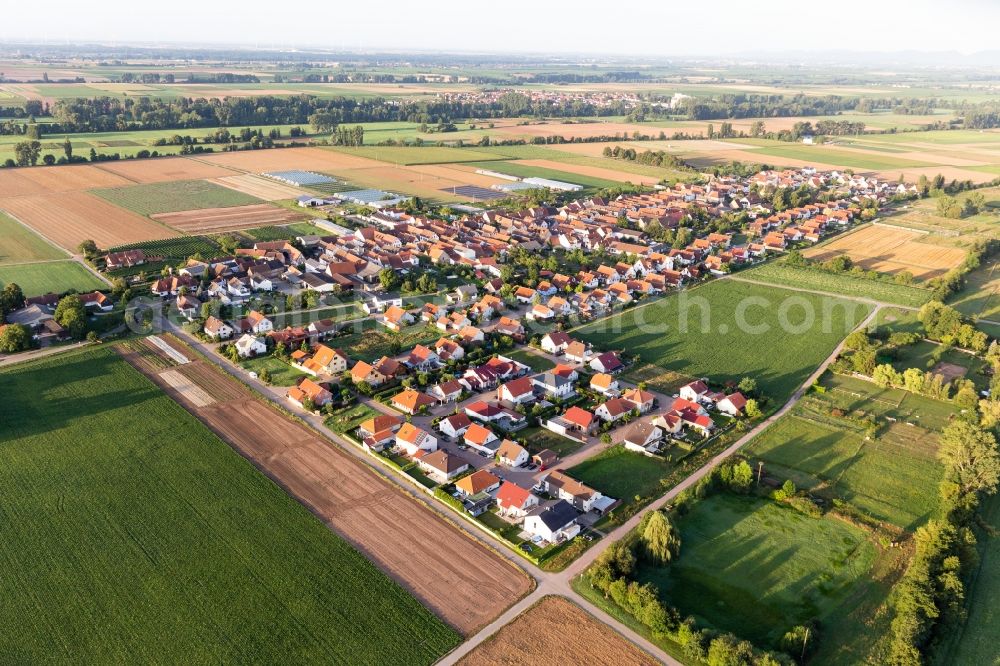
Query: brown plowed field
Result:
<box><xmin>804</xmin><ymin>224</ymin><xmax>966</xmax><ymax>279</ymax></box>
<box><xmin>16</xmin><ymin>164</ymin><xmax>134</xmax><ymax>192</ymax></box>
<box><xmin>1</xmin><ymin>191</ymin><xmax>178</xmax><ymax>250</ymax></box>
<box><xmin>0</xmin><ymin>170</ymin><xmax>50</xmax><ymax>198</ymax></box>
<box><xmin>459</xmin><ymin>596</ymin><xmax>658</xmax><ymax>666</ymax></box>
<box><xmin>119</xmin><ymin>338</ymin><xmax>531</xmax><ymax>636</ymax></box>
<box><xmin>151</xmin><ymin>203</ymin><xmax>308</xmax><ymax>233</ymax></box>
<box><xmin>211</xmin><ymin>174</ymin><xmax>306</xmax><ymax>200</ymax></box>
<box><xmin>93</xmin><ymin>156</ymin><xmax>239</xmax><ymax>183</ymax></box>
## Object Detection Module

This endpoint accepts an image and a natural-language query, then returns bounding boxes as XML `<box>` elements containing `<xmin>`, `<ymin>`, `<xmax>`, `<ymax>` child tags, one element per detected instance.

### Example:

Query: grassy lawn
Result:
<box><xmin>0</xmin><ymin>211</ymin><xmax>67</xmax><ymax>264</ymax></box>
<box><xmin>505</xmin><ymin>348</ymin><xmax>555</xmax><ymax>372</ymax></box>
<box><xmin>568</xmin><ymin>445</ymin><xmax>672</xmax><ymax>502</ymax></box>
<box><xmin>0</xmin><ymin>260</ymin><xmax>107</xmax><ymax>297</ymax></box>
<box><xmin>740</xmin><ymin>262</ymin><xmax>933</xmax><ymax>308</ymax></box>
<box><xmin>641</xmin><ymin>493</ymin><xmax>892</xmax><ymax>661</ymax></box>
<box><xmin>734</xmin><ymin>141</ymin><xmax>932</xmax><ymax>170</ymax></box>
<box><xmin>574</xmin><ymin>280</ymin><xmax>873</xmax><ymax>402</ymax></box>
<box><xmin>238</xmin><ymin>355</ymin><xmax>309</xmax><ymax>386</ymax></box>
<box><xmin>949</xmin><ymin>258</ymin><xmax>1000</xmax><ymax>321</ymax></box>
<box><xmin>324</xmin><ymin>403</ymin><xmax>379</xmax><ymax>434</ymax></box>
<box><xmin>0</xmin><ymin>347</ymin><xmax>459</xmax><ymax>663</ymax></box>
<box><xmin>93</xmin><ymin>179</ymin><xmax>261</xmax><ymax>216</ymax></box>
<box><xmin>335</xmin><ymin>322</ymin><xmax>440</xmax><ymax>363</ymax></box>
<box><xmin>518</xmin><ymin>426</ymin><xmax>584</xmax><ymax>458</ymax></box>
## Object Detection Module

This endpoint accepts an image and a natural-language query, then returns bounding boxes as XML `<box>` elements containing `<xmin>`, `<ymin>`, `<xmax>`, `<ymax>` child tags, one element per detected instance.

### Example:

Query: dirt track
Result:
<box><xmin>118</xmin><ymin>342</ymin><xmax>532</xmax><ymax>636</ymax></box>
<box><xmin>458</xmin><ymin>596</ymin><xmax>657</xmax><ymax>666</ymax></box>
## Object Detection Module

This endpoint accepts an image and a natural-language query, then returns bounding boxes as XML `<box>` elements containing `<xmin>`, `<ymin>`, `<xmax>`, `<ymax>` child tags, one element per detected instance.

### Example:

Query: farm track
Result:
<box><xmin>117</xmin><ymin>337</ymin><xmax>533</xmax><ymax>637</ymax></box>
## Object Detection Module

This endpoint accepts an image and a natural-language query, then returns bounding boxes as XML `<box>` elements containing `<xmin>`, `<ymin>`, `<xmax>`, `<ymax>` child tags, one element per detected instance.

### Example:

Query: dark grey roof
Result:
<box><xmin>530</xmin><ymin>500</ymin><xmax>578</xmax><ymax>531</ymax></box>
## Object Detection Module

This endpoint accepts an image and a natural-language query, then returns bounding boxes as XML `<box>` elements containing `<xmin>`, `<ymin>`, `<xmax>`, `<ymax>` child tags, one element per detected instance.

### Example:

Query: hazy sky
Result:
<box><xmin>3</xmin><ymin>0</ymin><xmax>998</xmax><ymax>57</ymax></box>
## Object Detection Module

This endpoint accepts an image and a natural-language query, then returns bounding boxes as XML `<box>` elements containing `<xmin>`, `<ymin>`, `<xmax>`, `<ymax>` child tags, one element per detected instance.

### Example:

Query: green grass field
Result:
<box><xmin>891</xmin><ymin>339</ymin><xmax>991</xmax><ymax>391</ymax></box>
<box><xmin>949</xmin><ymin>493</ymin><xmax>1000</xmax><ymax>665</ymax></box>
<box><xmin>641</xmin><ymin>493</ymin><xmax>890</xmax><ymax>662</ymax></box>
<box><xmin>568</xmin><ymin>445</ymin><xmax>672</xmax><ymax>501</ymax></box>
<box><xmin>0</xmin><ymin>212</ymin><xmax>68</xmax><ymax>265</ymax></box>
<box><xmin>93</xmin><ymin>179</ymin><xmax>262</xmax><ymax>216</ymax></box>
<box><xmin>504</xmin><ymin>348</ymin><xmax>555</xmax><ymax>372</ymax></box>
<box><xmin>739</xmin><ymin>263</ymin><xmax>933</xmax><ymax>307</ymax></box>
<box><xmin>517</xmin><ymin>426</ymin><xmax>583</xmax><ymax>458</ymax></box>
<box><xmin>238</xmin><ymin>355</ymin><xmax>310</xmax><ymax>386</ymax></box>
<box><xmin>0</xmin><ymin>347</ymin><xmax>459</xmax><ymax>663</ymax></box>
<box><xmin>465</xmin><ymin>160</ymin><xmax>623</xmax><ymax>189</ymax></box>
<box><xmin>0</xmin><ymin>260</ymin><xmax>106</xmax><ymax>296</ymax></box>
<box><xmin>574</xmin><ymin>280</ymin><xmax>873</xmax><ymax>402</ymax></box>
<box><xmin>324</xmin><ymin>403</ymin><xmax>380</xmax><ymax>434</ymax></box>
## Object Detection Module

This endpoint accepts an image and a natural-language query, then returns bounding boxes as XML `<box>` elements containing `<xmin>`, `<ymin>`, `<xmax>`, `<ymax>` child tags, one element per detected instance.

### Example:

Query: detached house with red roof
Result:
<box><xmin>391</xmin><ymin>388</ymin><xmax>436</xmax><ymax>415</ymax></box>
<box><xmin>495</xmin><ymin>481</ymin><xmax>540</xmax><ymax>519</ymax></box>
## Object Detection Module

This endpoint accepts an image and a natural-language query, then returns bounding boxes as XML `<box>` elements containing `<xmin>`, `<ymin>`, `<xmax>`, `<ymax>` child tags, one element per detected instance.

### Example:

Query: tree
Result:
<box><xmin>77</xmin><ymin>239</ymin><xmax>99</xmax><ymax>258</ymax></box>
<box><xmin>873</xmin><ymin>363</ymin><xmax>902</xmax><ymax>388</ymax></box>
<box><xmin>744</xmin><ymin>398</ymin><xmax>762</xmax><ymax>420</ymax></box>
<box><xmin>938</xmin><ymin>421</ymin><xmax>1000</xmax><ymax>497</ymax></box>
<box><xmin>640</xmin><ymin>511</ymin><xmax>681</xmax><ymax>566</ymax></box>
<box><xmin>258</xmin><ymin>368</ymin><xmax>273</xmax><ymax>384</ymax></box>
<box><xmin>0</xmin><ymin>323</ymin><xmax>31</xmax><ymax>352</ymax></box>
<box><xmin>737</xmin><ymin>377</ymin><xmax>758</xmax><ymax>397</ymax></box>
<box><xmin>63</xmin><ymin>137</ymin><xmax>73</xmax><ymax>160</ymax></box>
<box><xmin>13</xmin><ymin>140</ymin><xmax>41</xmax><ymax>167</ymax></box>
<box><xmin>730</xmin><ymin>461</ymin><xmax>754</xmax><ymax>493</ymax></box>
<box><xmin>54</xmin><ymin>294</ymin><xmax>87</xmax><ymax>338</ymax></box>
<box><xmin>378</xmin><ymin>268</ymin><xmax>400</xmax><ymax>291</ymax></box>
<box><xmin>0</xmin><ymin>282</ymin><xmax>25</xmax><ymax>316</ymax></box>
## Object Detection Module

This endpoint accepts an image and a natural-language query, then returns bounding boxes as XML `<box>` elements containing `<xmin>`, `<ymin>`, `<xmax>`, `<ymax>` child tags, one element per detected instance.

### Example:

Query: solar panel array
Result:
<box><xmin>262</xmin><ymin>170</ymin><xmax>336</xmax><ymax>186</ymax></box>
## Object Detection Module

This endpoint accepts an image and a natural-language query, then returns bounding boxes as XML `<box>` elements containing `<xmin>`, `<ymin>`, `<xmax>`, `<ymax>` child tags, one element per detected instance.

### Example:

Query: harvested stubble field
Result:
<box><xmin>491</xmin><ymin>120</ymin><xmax>652</xmax><ymax>140</ymax></box>
<box><xmin>150</xmin><ymin>203</ymin><xmax>307</xmax><ymax>233</ymax></box>
<box><xmin>458</xmin><ymin>596</ymin><xmax>657</xmax><ymax>666</ymax></box>
<box><xmin>93</xmin><ymin>179</ymin><xmax>262</xmax><ymax>216</ymax></box>
<box><xmin>803</xmin><ymin>224</ymin><xmax>967</xmax><ymax>279</ymax></box>
<box><xmin>126</xmin><ymin>336</ymin><xmax>531</xmax><ymax>636</ymax></box>
<box><xmin>328</xmin><ymin>145</ymin><xmax>501</xmax><ymax>165</ymax></box>
<box><xmin>1</xmin><ymin>191</ymin><xmax>178</xmax><ymax>251</ymax></box>
<box><xmin>92</xmin><ymin>156</ymin><xmax>239</xmax><ymax>183</ymax></box>
<box><xmin>12</xmin><ymin>163</ymin><xmax>133</xmax><ymax>192</ymax></box>
<box><xmin>0</xmin><ymin>347</ymin><xmax>460</xmax><ymax>664</ymax></box>
<box><xmin>210</xmin><ymin>173</ymin><xmax>307</xmax><ymax>200</ymax></box>
<box><xmin>199</xmin><ymin>146</ymin><xmax>388</xmax><ymax>173</ymax></box>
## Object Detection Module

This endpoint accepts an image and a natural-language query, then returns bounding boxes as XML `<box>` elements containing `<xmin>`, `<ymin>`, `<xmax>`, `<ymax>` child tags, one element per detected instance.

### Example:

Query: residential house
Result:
<box><xmin>622</xmin><ymin>387</ymin><xmax>656</xmax><ymax>414</ymax></box>
<box><xmin>246</xmin><ymin>310</ymin><xmax>274</xmax><ymax>334</ymax></box>
<box><xmin>464</xmin><ymin>423</ymin><xmax>500</xmax><ymax>454</ymax></box>
<box><xmin>590</xmin><ymin>351</ymin><xmax>624</xmax><ymax>374</ymax></box>
<box><xmin>234</xmin><ymin>334</ymin><xmax>266</xmax><ymax>358</ymax></box>
<box><xmin>395</xmin><ymin>422</ymin><xmax>438</xmax><ymax>456</ymax></box>
<box><xmin>392</xmin><ymin>388</ymin><xmax>436</xmax><ymax>415</ymax></box>
<box><xmin>497</xmin><ymin>376</ymin><xmax>536</xmax><ymax>405</ymax></box>
<box><xmin>418</xmin><ymin>450</ymin><xmax>469</xmax><ymax>484</ymax></box>
<box><xmin>717</xmin><ymin>392</ymin><xmax>748</xmax><ymax>416</ymax></box>
<box><xmin>204</xmin><ymin>316</ymin><xmax>234</xmax><ymax>340</ymax></box>
<box><xmin>590</xmin><ymin>373</ymin><xmax>620</xmax><ymax>396</ymax></box>
<box><xmin>541</xmin><ymin>331</ymin><xmax>573</xmax><ymax>355</ymax></box>
<box><xmin>296</xmin><ymin>345</ymin><xmax>349</xmax><ymax>376</ymax></box>
<box><xmin>532</xmin><ymin>372</ymin><xmax>575</xmax><ymax>399</ymax></box>
<box><xmin>405</xmin><ymin>344</ymin><xmax>439</xmax><ymax>370</ymax></box>
<box><xmin>358</xmin><ymin>414</ymin><xmax>404</xmax><ymax>451</ymax></box>
<box><xmin>439</xmin><ymin>412</ymin><xmax>473</xmax><ymax>439</ymax></box>
<box><xmin>526</xmin><ymin>303</ymin><xmax>554</xmax><ymax>321</ymax></box>
<box><xmin>621</xmin><ymin>422</ymin><xmax>664</xmax><ymax>454</ymax></box>
<box><xmin>523</xmin><ymin>500</ymin><xmax>580</xmax><ymax>543</ymax></box>
<box><xmin>495</xmin><ymin>481</ymin><xmax>540</xmax><ymax>519</ymax></box>
<box><xmin>564</xmin><ymin>340</ymin><xmax>590</xmax><ymax>364</ymax></box>
<box><xmin>679</xmin><ymin>380</ymin><xmax>710</xmax><ymax>403</ymax></box>
<box><xmin>381</xmin><ymin>305</ymin><xmax>414</xmax><ymax>332</ymax></box>
<box><xmin>562</xmin><ymin>405</ymin><xmax>597</xmax><ymax>435</ymax></box>
<box><xmin>497</xmin><ymin>439</ymin><xmax>529</xmax><ymax>468</ymax></box>
<box><xmin>455</xmin><ymin>469</ymin><xmax>501</xmax><ymax>497</ymax></box>
<box><xmin>458</xmin><ymin>325</ymin><xmax>485</xmax><ymax>346</ymax></box>
<box><xmin>595</xmin><ymin>397</ymin><xmax>633</xmax><ymax>423</ymax></box>
<box><xmin>287</xmin><ymin>378</ymin><xmax>333</xmax><ymax>409</ymax></box>
<box><xmin>532</xmin><ymin>449</ymin><xmax>559</xmax><ymax>471</ymax></box>
<box><xmin>429</xmin><ymin>379</ymin><xmax>464</xmax><ymax>404</ymax></box>
<box><xmin>539</xmin><ymin>470</ymin><xmax>615</xmax><ymax>514</ymax></box>
<box><xmin>350</xmin><ymin>360</ymin><xmax>386</xmax><ymax>387</ymax></box>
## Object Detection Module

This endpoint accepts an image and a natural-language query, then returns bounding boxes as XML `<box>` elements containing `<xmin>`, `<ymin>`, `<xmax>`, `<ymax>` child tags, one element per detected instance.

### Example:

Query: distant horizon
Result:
<box><xmin>1</xmin><ymin>0</ymin><xmax>997</xmax><ymax>60</ymax></box>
